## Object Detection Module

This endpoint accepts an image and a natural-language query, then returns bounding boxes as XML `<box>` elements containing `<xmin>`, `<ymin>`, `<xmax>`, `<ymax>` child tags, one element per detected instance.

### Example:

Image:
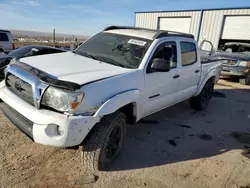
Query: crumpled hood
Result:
<box><xmin>19</xmin><ymin>52</ymin><xmax>134</xmax><ymax>85</ymax></box>
<box><xmin>214</xmin><ymin>51</ymin><xmax>250</xmax><ymax>61</ymax></box>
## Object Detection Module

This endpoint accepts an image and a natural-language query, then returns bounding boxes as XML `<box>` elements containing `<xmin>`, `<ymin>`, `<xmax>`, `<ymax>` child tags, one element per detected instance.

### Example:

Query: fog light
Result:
<box><xmin>45</xmin><ymin>124</ymin><xmax>64</xmax><ymax>137</ymax></box>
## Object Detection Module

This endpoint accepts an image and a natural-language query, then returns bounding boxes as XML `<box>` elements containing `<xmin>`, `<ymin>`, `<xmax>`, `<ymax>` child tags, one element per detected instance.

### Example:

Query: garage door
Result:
<box><xmin>222</xmin><ymin>16</ymin><xmax>250</xmax><ymax>40</ymax></box>
<box><xmin>159</xmin><ymin>17</ymin><xmax>191</xmax><ymax>33</ymax></box>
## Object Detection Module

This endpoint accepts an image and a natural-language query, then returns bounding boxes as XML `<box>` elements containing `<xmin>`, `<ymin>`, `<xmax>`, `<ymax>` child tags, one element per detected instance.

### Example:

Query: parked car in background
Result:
<box><xmin>217</xmin><ymin>42</ymin><xmax>250</xmax><ymax>85</ymax></box>
<box><xmin>0</xmin><ymin>45</ymin><xmax>66</xmax><ymax>79</ymax></box>
<box><xmin>0</xmin><ymin>30</ymin><xmax>15</xmax><ymax>52</ymax></box>
<box><xmin>0</xmin><ymin>26</ymin><xmax>222</xmax><ymax>170</ymax></box>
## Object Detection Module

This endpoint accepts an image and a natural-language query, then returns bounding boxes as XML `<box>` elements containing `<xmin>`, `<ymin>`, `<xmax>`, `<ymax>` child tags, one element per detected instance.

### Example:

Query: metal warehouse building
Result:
<box><xmin>135</xmin><ymin>7</ymin><xmax>250</xmax><ymax>49</ymax></box>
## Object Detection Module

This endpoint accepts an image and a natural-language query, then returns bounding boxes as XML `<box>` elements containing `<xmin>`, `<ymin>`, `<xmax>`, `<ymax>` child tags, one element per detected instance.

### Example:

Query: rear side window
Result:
<box><xmin>0</xmin><ymin>33</ymin><xmax>9</xmax><ymax>42</ymax></box>
<box><xmin>180</xmin><ymin>42</ymin><xmax>197</xmax><ymax>66</ymax></box>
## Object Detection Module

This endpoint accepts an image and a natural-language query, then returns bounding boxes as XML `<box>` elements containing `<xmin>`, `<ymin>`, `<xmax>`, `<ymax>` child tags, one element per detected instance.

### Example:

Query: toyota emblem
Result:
<box><xmin>14</xmin><ymin>81</ymin><xmax>22</xmax><ymax>92</ymax></box>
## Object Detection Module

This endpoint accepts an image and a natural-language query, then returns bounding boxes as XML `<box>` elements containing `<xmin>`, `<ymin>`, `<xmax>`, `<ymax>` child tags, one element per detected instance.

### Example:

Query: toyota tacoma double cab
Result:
<box><xmin>0</xmin><ymin>26</ymin><xmax>222</xmax><ymax>171</ymax></box>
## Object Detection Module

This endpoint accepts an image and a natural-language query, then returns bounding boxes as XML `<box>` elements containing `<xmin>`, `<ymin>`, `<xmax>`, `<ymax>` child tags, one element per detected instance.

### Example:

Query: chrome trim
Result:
<box><xmin>6</xmin><ymin>64</ymin><xmax>49</xmax><ymax>109</ymax></box>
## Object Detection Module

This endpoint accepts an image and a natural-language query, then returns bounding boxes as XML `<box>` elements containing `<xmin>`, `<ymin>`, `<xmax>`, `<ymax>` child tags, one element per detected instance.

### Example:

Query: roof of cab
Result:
<box><xmin>103</xmin><ymin>26</ymin><xmax>194</xmax><ymax>40</ymax></box>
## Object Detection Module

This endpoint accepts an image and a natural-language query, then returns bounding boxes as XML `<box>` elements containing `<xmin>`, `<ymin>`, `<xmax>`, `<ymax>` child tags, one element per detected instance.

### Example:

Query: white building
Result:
<box><xmin>135</xmin><ymin>7</ymin><xmax>250</xmax><ymax>49</ymax></box>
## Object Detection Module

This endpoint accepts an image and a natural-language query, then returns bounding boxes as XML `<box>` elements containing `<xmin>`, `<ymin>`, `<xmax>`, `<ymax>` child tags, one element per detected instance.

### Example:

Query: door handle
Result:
<box><xmin>173</xmin><ymin>74</ymin><xmax>180</xmax><ymax>79</ymax></box>
<box><xmin>195</xmin><ymin>70</ymin><xmax>200</xmax><ymax>73</ymax></box>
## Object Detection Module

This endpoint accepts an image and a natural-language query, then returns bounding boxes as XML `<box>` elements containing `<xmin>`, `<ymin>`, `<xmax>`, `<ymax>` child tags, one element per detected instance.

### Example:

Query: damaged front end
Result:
<box><xmin>5</xmin><ymin>59</ymin><xmax>84</xmax><ymax>112</ymax></box>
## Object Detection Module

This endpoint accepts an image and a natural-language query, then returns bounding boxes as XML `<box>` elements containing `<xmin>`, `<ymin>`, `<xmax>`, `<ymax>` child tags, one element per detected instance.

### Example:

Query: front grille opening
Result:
<box><xmin>223</xmin><ymin>60</ymin><xmax>238</xmax><ymax>66</ymax></box>
<box><xmin>6</xmin><ymin>73</ymin><xmax>35</xmax><ymax>106</ymax></box>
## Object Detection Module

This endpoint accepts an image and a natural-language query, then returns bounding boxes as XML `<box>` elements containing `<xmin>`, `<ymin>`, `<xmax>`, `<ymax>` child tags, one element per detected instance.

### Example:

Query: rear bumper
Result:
<box><xmin>221</xmin><ymin>66</ymin><xmax>249</xmax><ymax>77</ymax></box>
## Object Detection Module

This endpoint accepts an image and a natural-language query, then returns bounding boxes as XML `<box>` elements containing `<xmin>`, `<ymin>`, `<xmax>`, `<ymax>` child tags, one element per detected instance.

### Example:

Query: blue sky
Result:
<box><xmin>1</xmin><ymin>0</ymin><xmax>249</xmax><ymax>36</ymax></box>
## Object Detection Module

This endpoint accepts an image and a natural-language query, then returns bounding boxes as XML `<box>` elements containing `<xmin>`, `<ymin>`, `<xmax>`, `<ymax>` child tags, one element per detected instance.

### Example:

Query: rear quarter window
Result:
<box><xmin>180</xmin><ymin>42</ymin><xmax>197</xmax><ymax>66</ymax></box>
<box><xmin>0</xmin><ymin>33</ymin><xmax>9</xmax><ymax>42</ymax></box>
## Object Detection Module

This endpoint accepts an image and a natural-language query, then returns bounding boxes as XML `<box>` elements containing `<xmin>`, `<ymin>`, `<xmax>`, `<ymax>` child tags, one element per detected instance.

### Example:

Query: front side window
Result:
<box><xmin>0</xmin><ymin>33</ymin><xmax>9</xmax><ymax>42</ymax></box>
<box><xmin>75</xmin><ymin>32</ymin><xmax>152</xmax><ymax>69</ymax></box>
<box><xmin>147</xmin><ymin>41</ymin><xmax>177</xmax><ymax>73</ymax></box>
<box><xmin>180</xmin><ymin>42</ymin><xmax>197</xmax><ymax>66</ymax></box>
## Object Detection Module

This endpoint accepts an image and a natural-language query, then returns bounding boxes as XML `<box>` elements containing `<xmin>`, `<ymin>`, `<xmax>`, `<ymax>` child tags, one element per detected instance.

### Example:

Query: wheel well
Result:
<box><xmin>118</xmin><ymin>103</ymin><xmax>136</xmax><ymax>125</ymax></box>
<box><xmin>210</xmin><ymin>76</ymin><xmax>216</xmax><ymax>84</ymax></box>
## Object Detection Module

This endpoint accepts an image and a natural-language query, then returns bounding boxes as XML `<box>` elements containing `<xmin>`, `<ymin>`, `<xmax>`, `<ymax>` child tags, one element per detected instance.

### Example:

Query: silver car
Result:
<box><xmin>0</xmin><ymin>30</ymin><xmax>15</xmax><ymax>52</ymax></box>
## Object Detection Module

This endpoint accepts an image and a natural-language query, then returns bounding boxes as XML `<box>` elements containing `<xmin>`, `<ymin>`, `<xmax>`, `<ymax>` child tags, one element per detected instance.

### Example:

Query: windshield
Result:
<box><xmin>75</xmin><ymin>32</ymin><xmax>152</xmax><ymax>68</ymax></box>
<box><xmin>221</xmin><ymin>44</ymin><xmax>250</xmax><ymax>55</ymax></box>
<box><xmin>8</xmin><ymin>46</ymin><xmax>35</xmax><ymax>58</ymax></box>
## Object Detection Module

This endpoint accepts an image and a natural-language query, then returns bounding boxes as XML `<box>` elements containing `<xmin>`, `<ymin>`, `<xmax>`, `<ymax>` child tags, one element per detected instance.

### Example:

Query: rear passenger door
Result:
<box><xmin>176</xmin><ymin>41</ymin><xmax>200</xmax><ymax>102</ymax></box>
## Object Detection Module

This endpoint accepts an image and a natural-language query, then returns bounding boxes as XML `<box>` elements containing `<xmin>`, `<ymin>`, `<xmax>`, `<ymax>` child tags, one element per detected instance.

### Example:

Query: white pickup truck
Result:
<box><xmin>0</xmin><ymin>26</ymin><xmax>222</xmax><ymax>170</ymax></box>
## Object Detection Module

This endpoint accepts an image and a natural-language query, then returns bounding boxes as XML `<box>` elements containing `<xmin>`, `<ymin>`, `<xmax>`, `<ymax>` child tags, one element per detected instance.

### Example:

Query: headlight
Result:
<box><xmin>41</xmin><ymin>86</ymin><xmax>84</xmax><ymax>112</ymax></box>
<box><xmin>238</xmin><ymin>61</ymin><xmax>250</xmax><ymax>67</ymax></box>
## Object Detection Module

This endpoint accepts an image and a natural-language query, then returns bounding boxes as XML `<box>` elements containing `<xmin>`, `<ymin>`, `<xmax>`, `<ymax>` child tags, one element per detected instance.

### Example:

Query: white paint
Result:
<box><xmin>222</xmin><ymin>16</ymin><xmax>250</xmax><ymax>40</ymax></box>
<box><xmin>20</xmin><ymin>52</ymin><xmax>134</xmax><ymax>85</ymax></box>
<box><xmin>0</xmin><ymin>29</ymin><xmax>222</xmax><ymax>147</ymax></box>
<box><xmin>159</xmin><ymin>17</ymin><xmax>191</xmax><ymax>33</ymax></box>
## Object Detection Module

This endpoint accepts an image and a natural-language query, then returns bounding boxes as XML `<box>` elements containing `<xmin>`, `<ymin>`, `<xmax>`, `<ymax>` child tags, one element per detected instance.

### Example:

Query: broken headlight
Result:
<box><xmin>41</xmin><ymin>86</ymin><xmax>84</xmax><ymax>113</ymax></box>
<box><xmin>238</xmin><ymin>61</ymin><xmax>250</xmax><ymax>67</ymax></box>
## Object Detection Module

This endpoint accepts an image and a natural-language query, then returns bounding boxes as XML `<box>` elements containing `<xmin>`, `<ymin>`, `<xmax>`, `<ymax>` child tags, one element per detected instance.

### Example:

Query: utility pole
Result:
<box><xmin>53</xmin><ymin>29</ymin><xmax>55</xmax><ymax>47</ymax></box>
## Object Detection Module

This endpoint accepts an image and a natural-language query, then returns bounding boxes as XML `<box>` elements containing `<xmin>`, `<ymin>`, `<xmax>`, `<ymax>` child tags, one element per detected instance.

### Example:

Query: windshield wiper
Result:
<box><xmin>93</xmin><ymin>55</ymin><xmax>132</xmax><ymax>68</ymax></box>
<box><xmin>73</xmin><ymin>51</ymin><xmax>97</xmax><ymax>60</ymax></box>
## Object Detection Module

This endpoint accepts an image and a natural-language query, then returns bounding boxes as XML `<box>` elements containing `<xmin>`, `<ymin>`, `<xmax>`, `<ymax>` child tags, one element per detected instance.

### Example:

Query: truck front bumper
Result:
<box><xmin>221</xmin><ymin>66</ymin><xmax>249</xmax><ymax>77</ymax></box>
<box><xmin>0</xmin><ymin>85</ymin><xmax>100</xmax><ymax>147</ymax></box>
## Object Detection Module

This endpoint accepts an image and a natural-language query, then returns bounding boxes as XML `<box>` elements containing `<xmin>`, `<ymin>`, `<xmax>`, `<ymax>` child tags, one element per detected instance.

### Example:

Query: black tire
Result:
<box><xmin>81</xmin><ymin>111</ymin><xmax>126</xmax><ymax>171</ymax></box>
<box><xmin>190</xmin><ymin>80</ymin><xmax>213</xmax><ymax>110</ymax></box>
<box><xmin>239</xmin><ymin>73</ymin><xmax>250</xmax><ymax>85</ymax></box>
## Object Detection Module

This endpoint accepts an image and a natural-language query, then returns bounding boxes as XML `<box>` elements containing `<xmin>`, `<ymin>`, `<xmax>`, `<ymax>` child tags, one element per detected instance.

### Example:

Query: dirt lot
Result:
<box><xmin>0</xmin><ymin>78</ymin><xmax>250</xmax><ymax>188</ymax></box>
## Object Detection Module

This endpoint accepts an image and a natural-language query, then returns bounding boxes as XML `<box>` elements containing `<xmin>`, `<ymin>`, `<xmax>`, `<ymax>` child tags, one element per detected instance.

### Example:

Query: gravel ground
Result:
<box><xmin>0</xmin><ymin>78</ymin><xmax>250</xmax><ymax>188</ymax></box>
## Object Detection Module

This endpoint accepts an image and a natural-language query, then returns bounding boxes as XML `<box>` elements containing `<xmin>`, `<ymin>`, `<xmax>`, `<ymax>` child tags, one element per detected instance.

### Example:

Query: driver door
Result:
<box><xmin>142</xmin><ymin>41</ymin><xmax>180</xmax><ymax>117</ymax></box>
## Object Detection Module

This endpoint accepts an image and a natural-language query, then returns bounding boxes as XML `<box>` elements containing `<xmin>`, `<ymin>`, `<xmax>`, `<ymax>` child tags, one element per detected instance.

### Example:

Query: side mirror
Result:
<box><xmin>151</xmin><ymin>58</ymin><xmax>171</xmax><ymax>72</ymax></box>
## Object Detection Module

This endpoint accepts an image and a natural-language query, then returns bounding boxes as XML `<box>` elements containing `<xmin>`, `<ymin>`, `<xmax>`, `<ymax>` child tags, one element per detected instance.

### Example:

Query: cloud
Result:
<box><xmin>27</xmin><ymin>1</ymin><xmax>41</xmax><ymax>6</ymax></box>
<box><xmin>1</xmin><ymin>1</ymin><xmax>134</xmax><ymax>36</ymax></box>
<box><xmin>11</xmin><ymin>0</ymin><xmax>41</xmax><ymax>6</ymax></box>
<box><xmin>58</xmin><ymin>4</ymin><xmax>105</xmax><ymax>15</ymax></box>
<box><xmin>101</xmin><ymin>0</ymin><xmax>135</xmax><ymax>4</ymax></box>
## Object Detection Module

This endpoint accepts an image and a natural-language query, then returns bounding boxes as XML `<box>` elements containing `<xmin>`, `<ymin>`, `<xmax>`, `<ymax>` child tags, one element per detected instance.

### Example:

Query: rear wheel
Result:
<box><xmin>190</xmin><ymin>80</ymin><xmax>213</xmax><ymax>110</ymax></box>
<box><xmin>81</xmin><ymin>111</ymin><xmax>126</xmax><ymax>171</ymax></box>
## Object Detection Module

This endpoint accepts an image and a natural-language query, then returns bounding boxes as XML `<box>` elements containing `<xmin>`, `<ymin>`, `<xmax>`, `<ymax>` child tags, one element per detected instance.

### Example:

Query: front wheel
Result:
<box><xmin>81</xmin><ymin>111</ymin><xmax>126</xmax><ymax>171</ymax></box>
<box><xmin>239</xmin><ymin>72</ymin><xmax>250</xmax><ymax>85</ymax></box>
<box><xmin>190</xmin><ymin>80</ymin><xmax>213</xmax><ymax>110</ymax></box>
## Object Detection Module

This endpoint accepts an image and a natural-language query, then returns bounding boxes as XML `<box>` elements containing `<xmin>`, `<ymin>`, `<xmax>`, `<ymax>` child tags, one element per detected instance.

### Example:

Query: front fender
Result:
<box><xmin>93</xmin><ymin>89</ymin><xmax>140</xmax><ymax>118</ymax></box>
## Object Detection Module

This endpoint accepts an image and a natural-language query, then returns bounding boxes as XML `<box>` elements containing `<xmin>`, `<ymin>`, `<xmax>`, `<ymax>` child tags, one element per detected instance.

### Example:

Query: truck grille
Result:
<box><xmin>223</xmin><ymin>60</ymin><xmax>238</xmax><ymax>66</ymax></box>
<box><xmin>5</xmin><ymin>73</ymin><xmax>34</xmax><ymax>106</ymax></box>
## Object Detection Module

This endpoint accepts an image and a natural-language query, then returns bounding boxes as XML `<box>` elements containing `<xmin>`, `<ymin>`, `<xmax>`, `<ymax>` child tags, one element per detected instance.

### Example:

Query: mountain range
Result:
<box><xmin>9</xmin><ymin>29</ymin><xmax>88</xmax><ymax>40</ymax></box>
